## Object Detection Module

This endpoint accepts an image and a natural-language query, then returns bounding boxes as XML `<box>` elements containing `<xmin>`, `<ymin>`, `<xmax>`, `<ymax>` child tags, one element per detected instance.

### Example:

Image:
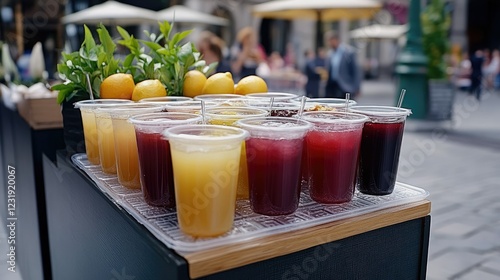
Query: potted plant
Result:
<box><xmin>421</xmin><ymin>0</ymin><xmax>454</xmax><ymax>121</ymax></box>
<box><xmin>53</xmin><ymin>22</ymin><xmax>215</xmax><ymax>155</ymax></box>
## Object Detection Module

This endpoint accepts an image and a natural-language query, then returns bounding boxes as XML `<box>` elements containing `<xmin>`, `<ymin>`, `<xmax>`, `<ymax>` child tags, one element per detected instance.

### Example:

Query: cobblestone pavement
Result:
<box><xmin>358</xmin><ymin>80</ymin><xmax>500</xmax><ymax>280</ymax></box>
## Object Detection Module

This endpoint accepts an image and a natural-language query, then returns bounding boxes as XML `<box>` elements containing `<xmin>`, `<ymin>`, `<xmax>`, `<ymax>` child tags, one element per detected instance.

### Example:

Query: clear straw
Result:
<box><xmin>397</xmin><ymin>89</ymin><xmax>406</xmax><ymax>108</ymax></box>
<box><xmin>298</xmin><ymin>96</ymin><xmax>307</xmax><ymax>118</ymax></box>
<box><xmin>85</xmin><ymin>73</ymin><xmax>94</xmax><ymax>100</ymax></box>
<box><xmin>268</xmin><ymin>97</ymin><xmax>275</xmax><ymax>116</ymax></box>
<box><xmin>345</xmin><ymin>93</ymin><xmax>350</xmax><ymax>113</ymax></box>
<box><xmin>201</xmin><ymin>100</ymin><xmax>207</xmax><ymax>124</ymax></box>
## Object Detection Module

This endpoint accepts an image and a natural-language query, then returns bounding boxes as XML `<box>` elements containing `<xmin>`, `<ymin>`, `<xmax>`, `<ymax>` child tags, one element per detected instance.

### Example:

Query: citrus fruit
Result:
<box><xmin>100</xmin><ymin>73</ymin><xmax>135</xmax><ymax>99</ymax></box>
<box><xmin>234</xmin><ymin>75</ymin><xmax>268</xmax><ymax>95</ymax></box>
<box><xmin>201</xmin><ymin>72</ymin><xmax>234</xmax><ymax>94</ymax></box>
<box><xmin>132</xmin><ymin>79</ymin><xmax>167</xmax><ymax>101</ymax></box>
<box><xmin>183</xmin><ymin>70</ymin><xmax>207</xmax><ymax>98</ymax></box>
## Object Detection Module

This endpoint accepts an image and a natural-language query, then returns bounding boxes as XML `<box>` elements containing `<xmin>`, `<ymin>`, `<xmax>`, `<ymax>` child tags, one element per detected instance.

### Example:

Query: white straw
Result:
<box><xmin>298</xmin><ymin>96</ymin><xmax>307</xmax><ymax>118</ymax></box>
<box><xmin>201</xmin><ymin>100</ymin><xmax>206</xmax><ymax>124</ymax></box>
<box><xmin>268</xmin><ymin>97</ymin><xmax>275</xmax><ymax>116</ymax></box>
<box><xmin>397</xmin><ymin>89</ymin><xmax>406</xmax><ymax>108</ymax></box>
<box><xmin>85</xmin><ymin>74</ymin><xmax>94</xmax><ymax>100</ymax></box>
<box><xmin>345</xmin><ymin>93</ymin><xmax>350</xmax><ymax>113</ymax></box>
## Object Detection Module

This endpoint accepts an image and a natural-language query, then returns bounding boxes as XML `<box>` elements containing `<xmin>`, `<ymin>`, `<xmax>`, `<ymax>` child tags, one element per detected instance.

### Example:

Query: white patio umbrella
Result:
<box><xmin>350</xmin><ymin>24</ymin><xmax>408</xmax><ymax>40</ymax></box>
<box><xmin>253</xmin><ymin>0</ymin><xmax>382</xmax><ymax>47</ymax></box>
<box><xmin>61</xmin><ymin>0</ymin><xmax>158</xmax><ymax>25</ymax></box>
<box><xmin>157</xmin><ymin>5</ymin><xmax>229</xmax><ymax>26</ymax></box>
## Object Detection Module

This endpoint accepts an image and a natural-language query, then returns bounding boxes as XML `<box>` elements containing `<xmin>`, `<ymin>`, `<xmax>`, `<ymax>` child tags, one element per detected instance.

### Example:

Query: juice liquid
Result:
<box><xmin>170</xmin><ymin>145</ymin><xmax>241</xmax><ymax>237</ymax></box>
<box><xmin>135</xmin><ymin>131</ymin><xmax>175</xmax><ymax>207</ymax></box>
<box><xmin>81</xmin><ymin>109</ymin><xmax>100</xmax><ymax>165</ymax></box>
<box><xmin>246</xmin><ymin>138</ymin><xmax>304</xmax><ymax>215</ymax></box>
<box><xmin>96</xmin><ymin>113</ymin><xmax>117</xmax><ymax>174</ymax></box>
<box><xmin>306</xmin><ymin>129</ymin><xmax>363</xmax><ymax>203</ymax></box>
<box><xmin>358</xmin><ymin>121</ymin><xmax>405</xmax><ymax>195</ymax></box>
<box><xmin>112</xmin><ymin>118</ymin><xmax>141</xmax><ymax>189</ymax></box>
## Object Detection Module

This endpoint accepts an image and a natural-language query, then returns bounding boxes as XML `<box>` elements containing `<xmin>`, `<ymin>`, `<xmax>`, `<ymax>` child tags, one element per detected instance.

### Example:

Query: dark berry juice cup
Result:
<box><xmin>350</xmin><ymin>106</ymin><xmax>412</xmax><ymax>195</ymax></box>
<box><xmin>236</xmin><ymin>117</ymin><xmax>312</xmax><ymax>216</ymax></box>
<box><xmin>302</xmin><ymin>112</ymin><xmax>368</xmax><ymax>204</ymax></box>
<box><xmin>129</xmin><ymin>112</ymin><xmax>201</xmax><ymax>207</ymax></box>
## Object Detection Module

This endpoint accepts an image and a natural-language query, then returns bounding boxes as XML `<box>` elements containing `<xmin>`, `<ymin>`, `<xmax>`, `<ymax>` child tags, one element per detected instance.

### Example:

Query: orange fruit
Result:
<box><xmin>100</xmin><ymin>73</ymin><xmax>135</xmax><ymax>99</ymax></box>
<box><xmin>234</xmin><ymin>75</ymin><xmax>268</xmax><ymax>95</ymax></box>
<box><xmin>183</xmin><ymin>70</ymin><xmax>207</xmax><ymax>98</ymax></box>
<box><xmin>132</xmin><ymin>79</ymin><xmax>167</xmax><ymax>101</ymax></box>
<box><xmin>201</xmin><ymin>72</ymin><xmax>234</xmax><ymax>94</ymax></box>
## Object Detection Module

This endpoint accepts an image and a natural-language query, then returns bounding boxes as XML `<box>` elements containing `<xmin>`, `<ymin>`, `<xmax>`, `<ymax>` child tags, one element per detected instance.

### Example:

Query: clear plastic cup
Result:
<box><xmin>194</xmin><ymin>94</ymin><xmax>245</xmax><ymax>101</ymax></box>
<box><xmin>163</xmin><ymin>101</ymin><xmax>217</xmax><ymax>113</ymax></box>
<box><xmin>301</xmin><ymin>112</ymin><xmax>368</xmax><ymax>203</ymax></box>
<box><xmin>235</xmin><ymin>117</ymin><xmax>312</xmax><ymax>216</ymax></box>
<box><xmin>206</xmin><ymin>107</ymin><xmax>269</xmax><ymax>200</ymax></box>
<box><xmin>105</xmin><ymin>103</ymin><xmax>164</xmax><ymax>189</ymax></box>
<box><xmin>129</xmin><ymin>113</ymin><xmax>202</xmax><ymax>207</ymax></box>
<box><xmin>163</xmin><ymin>125</ymin><xmax>249</xmax><ymax>237</ymax></box>
<box><xmin>245</xmin><ymin>92</ymin><xmax>299</xmax><ymax>102</ymax></box>
<box><xmin>300</xmin><ymin>98</ymin><xmax>357</xmax><ymax>112</ymax></box>
<box><xmin>138</xmin><ymin>96</ymin><xmax>192</xmax><ymax>103</ymax></box>
<box><xmin>74</xmin><ymin>99</ymin><xmax>133</xmax><ymax>165</ymax></box>
<box><xmin>349</xmin><ymin>106</ymin><xmax>412</xmax><ymax>195</ymax></box>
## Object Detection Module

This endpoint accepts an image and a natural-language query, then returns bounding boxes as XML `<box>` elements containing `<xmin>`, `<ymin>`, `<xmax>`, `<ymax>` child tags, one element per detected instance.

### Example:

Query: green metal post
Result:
<box><xmin>395</xmin><ymin>0</ymin><xmax>428</xmax><ymax>119</ymax></box>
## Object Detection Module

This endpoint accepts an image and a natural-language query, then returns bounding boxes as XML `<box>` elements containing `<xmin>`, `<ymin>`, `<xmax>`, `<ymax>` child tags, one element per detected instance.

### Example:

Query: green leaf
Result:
<box><xmin>83</xmin><ymin>25</ymin><xmax>96</xmax><ymax>54</ymax></box>
<box><xmin>123</xmin><ymin>54</ymin><xmax>135</xmax><ymax>68</ymax></box>
<box><xmin>117</xmin><ymin>26</ymin><xmax>131</xmax><ymax>41</ymax></box>
<box><xmin>159</xmin><ymin>21</ymin><xmax>172</xmax><ymax>40</ymax></box>
<box><xmin>178</xmin><ymin>42</ymin><xmax>193</xmax><ymax>62</ymax></box>
<box><xmin>57</xmin><ymin>90</ymin><xmax>66</xmax><ymax>104</ymax></box>
<box><xmin>204</xmin><ymin>62</ymin><xmax>219</xmax><ymax>76</ymax></box>
<box><xmin>171</xmin><ymin>30</ymin><xmax>192</xmax><ymax>47</ymax></box>
<box><xmin>97</xmin><ymin>24</ymin><xmax>116</xmax><ymax>57</ymax></box>
<box><xmin>141</xmin><ymin>40</ymin><xmax>163</xmax><ymax>52</ymax></box>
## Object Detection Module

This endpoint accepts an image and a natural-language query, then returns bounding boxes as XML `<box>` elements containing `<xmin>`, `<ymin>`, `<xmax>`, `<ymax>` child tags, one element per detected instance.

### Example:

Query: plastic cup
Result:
<box><xmin>247</xmin><ymin>100</ymin><xmax>310</xmax><ymax>118</ymax></box>
<box><xmin>74</xmin><ymin>99</ymin><xmax>133</xmax><ymax>165</ymax></box>
<box><xmin>105</xmin><ymin>104</ymin><xmax>164</xmax><ymax>189</ymax></box>
<box><xmin>194</xmin><ymin>94</ymin><xmax>245</xmax><ymax>101</ymax></box>
<box><xmin>349</xmin><ymin>106</ymin><xmax>412</xmax><ymax>195</ymax></box>
<box><xmin>163</xmin><ymin>101</ymin><xmax>217</xmax><ymax>113</ymax></box>
<box><xmin>138</xmin><ymin>96</ymin><xmax>192</xmax><ymax>103</ymax></box>
<box><xmin>129</xmin><ymin>113</ymin><xmax>202</xmax><ymax>207</ymax></box>
<box><xmin>206</xmin><ymin>107</ymin><xmax>269</xmax><ymax>200</ymax></box>
<box><xmin>301</xmin><ymin>112</ymin><xmax>368</xmax><ymax>203</ymax></box>
<box><xmin>163</xmin><ymin>125</ymin><xmax>249</xmax><ymax>237</ymax></box>
<box><xmin>300</xmin><ymin>98</ymin><xmax>357</xmax><ymax>112</ymax></box>
<box><xmin>236</xmin><ymin>117</ymin><xmax>312</xmax><ymax>216</ymax></box>
<box><xmin>245</xmin><ymin>92</ymin><xmax>299</xmax><ymax>102</ymax></box>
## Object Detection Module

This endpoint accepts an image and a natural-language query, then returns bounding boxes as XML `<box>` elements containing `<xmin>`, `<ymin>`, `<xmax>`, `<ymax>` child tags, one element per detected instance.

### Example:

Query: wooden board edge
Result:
<box><xmin>184</xmin><ymin>200</ymin><xmax>431</xmax><ymax>278</ymax></box>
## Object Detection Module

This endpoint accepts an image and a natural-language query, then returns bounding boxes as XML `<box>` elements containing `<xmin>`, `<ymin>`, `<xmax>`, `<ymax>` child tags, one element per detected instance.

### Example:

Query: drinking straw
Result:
<box><xmin>268</xmin><ymin>97</ymin><xmax>275</xmax><ymax>116</ymax></box>
<box><xmin>201</xmin><ymin>100</ymin><xmax>207</xmax><ymax>124</ymax></box>
<box><xmin>85</xmin><ymin>74</ymin><xmax>94</xmax><ymax>100</ymax></box>
<box><xmin>397</xmin><ymin>89</ymin><xmax>406</xmax><ymax>108</ymax></box>
<box><xmin>298</xmin><ymin>96</ymin><xmax>307</xmax><ymax>118</ymax></box>
<box><xmin>345</xmin><ymin>93</ymin><xmax>350</xmax><ymax>113</ymax></box>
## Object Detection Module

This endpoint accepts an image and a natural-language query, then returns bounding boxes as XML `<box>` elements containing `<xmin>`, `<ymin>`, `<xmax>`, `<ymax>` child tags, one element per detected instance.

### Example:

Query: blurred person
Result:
<box><xmin>470</xmin><ymin>49</ymin><xmax>484</xmax><ymax>100</ymax></box>
<box><xmin>484</xmin><ymin>49</ymin><xmax>499</xmax><ymax>89</ymax></box>
<box><xmin>284</xmin><ymin>42</ymin><xmax>297</xmax><ymax>69</ymax></box>
<box><xmin>455</xmin><ymin>51</ymin><xmax>471</xmax><ymax>91</ymax></box>
<box><xmin>199</xmin><ymin>33</ymin><xmax>231</xmax><ymax>74</ymax></box>
<box><xmin>268</xmin><ymin>51</ymin><xmax>285</xmax><ymax>71</ymax></box>
<box><xmin>324</xmin><ymin>31</ymin><xmax>361</xmax><ymax>99</ymax></box>
<box><xmin>231</xmin><ymin>27</ymin><xmax>265</xmax><ymax>80</ymax></box>
<box><xmin>304</xmin><ymin>48</ymin><xmax>327</xmax><ymax>98</ymax></box>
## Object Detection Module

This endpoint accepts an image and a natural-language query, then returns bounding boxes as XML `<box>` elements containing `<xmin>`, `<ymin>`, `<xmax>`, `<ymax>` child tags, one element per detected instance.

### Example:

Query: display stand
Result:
<box><xmin>44</xmin><ymin>151</ymin><xmax>431</xmax><ymax>280</ymax></box>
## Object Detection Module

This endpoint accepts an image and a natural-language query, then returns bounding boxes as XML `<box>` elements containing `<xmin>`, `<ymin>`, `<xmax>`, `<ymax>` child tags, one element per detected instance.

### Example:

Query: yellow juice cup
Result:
<box><xmin>106</xmin><ymin>104</ymin><xmax>164</xmax><ymax>189</ymax></box>
<box><xmin>163</xmin><ymin>101</ymin><xmax>217</xmax><ymax>113</ymax></box>
<box><xmin>206</xmin><ymin>107</ymin><xmax>268</xmax><ymax>200</ymax></box>
<box><xmin>75</xmin><ymin>99</ymin><xmax>133</xmax><ymax>165</ymax></box>
<box><xmin>94</xmin><ymin>110</ymin><xmax>116</xmax><ymax>174</ymax></box>
<box><xmin>138</xmin><ymin>96</ymin><xmax>192</xmax><ymax>103</ymax></box>
<box><xmin>163</xmin><ymin>125</ymin><xmax>249</xmax><ymax>237</ymax></box>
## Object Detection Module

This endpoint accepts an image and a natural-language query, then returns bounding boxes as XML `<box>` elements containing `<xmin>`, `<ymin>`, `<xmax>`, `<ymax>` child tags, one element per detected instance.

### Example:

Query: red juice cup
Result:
<box><xmin>129</xmin><ymin>113</ymin><xmax>202</xmax><ymax>207</ymax></box>
<box><xmin>236</xmin><ymin>117</ymin><xmax>312</xmax><ymax>216</ymax></box>
<box><xmin>301</xmin><ymin>112</ymin><xmax>368</xmax><ymax>203</ymax></box>
<box><xmin>350</xmin><ymin>106</ymin><xmax>412</xmax><ymax>195</ymax></box>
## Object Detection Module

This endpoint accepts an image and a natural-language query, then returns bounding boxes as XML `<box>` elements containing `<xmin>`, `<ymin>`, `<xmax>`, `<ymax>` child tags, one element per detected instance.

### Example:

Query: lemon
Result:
<box><xmin>183</xmin><ymin>70</ymin><xmax>207</xmax><ymax>98</ymax></box>
<box><xmin>202</xmin><ymin>72</ymin><xmax>234</xmax><ymax>94</ymax></box>
<box><xmin>132</xmin><ymin>79</ymin><xmax>167</xmax><ymax>101</ymax></box>
<box><xmin>234</xmin><ymin>75</ymin><xmax>268</xmax><ymax>95</ymax></box>
<box><xmin>100</xmin><ymin>73</ymin><xmax>135</xmax><ymax>99</ymax></box>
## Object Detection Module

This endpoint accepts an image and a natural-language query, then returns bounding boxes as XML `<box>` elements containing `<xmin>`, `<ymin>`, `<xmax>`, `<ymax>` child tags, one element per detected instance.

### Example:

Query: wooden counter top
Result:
<box><xmin>180</xmin><ymin>200</ymin><xmax>431</xmax><ymax>278</ymax></box>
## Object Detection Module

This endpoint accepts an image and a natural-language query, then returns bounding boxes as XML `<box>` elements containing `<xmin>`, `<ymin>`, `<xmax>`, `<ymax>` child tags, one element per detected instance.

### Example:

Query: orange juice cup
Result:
<box><xmin>163</xmin><ymin>125</ymin><xmax>249</xmax><ymax>237</ymax></box>
<box><xmin>206</xmin><ymin>107</ymin><xmax>269</xmax><ymax>200</ymax></box>
<box><xmin>106</xmin><ymin>104</ymin><xmax>164</xmax><ymax>189</ymax></box>
<box><xmin>138</xmin><ymin>96</ymin><xmax>192</xmax><ymax>103</ymax></box>
<box><xmin>74</xmin><ymin>99</ymin><xmax>133</xmax><ymax>165</ymax></box>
